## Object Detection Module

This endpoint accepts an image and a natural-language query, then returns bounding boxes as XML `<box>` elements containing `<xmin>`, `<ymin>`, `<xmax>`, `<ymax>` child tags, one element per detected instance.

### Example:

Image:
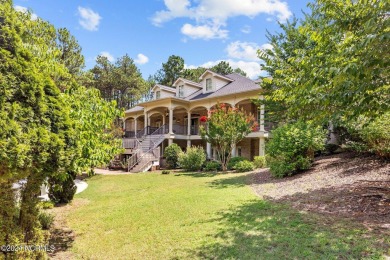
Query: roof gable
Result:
<box><xmin>151</xmin><ymin>84</ymin><xmax>176</xmax><ymax>93</ymax></box>
<box><xmin>199</xmin><ymin>69</ymin><xmax>234</xmax><ymax>82</ymax></box>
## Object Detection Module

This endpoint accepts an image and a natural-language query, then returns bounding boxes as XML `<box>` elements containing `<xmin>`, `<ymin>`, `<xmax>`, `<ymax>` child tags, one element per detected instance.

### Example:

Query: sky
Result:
<box><xmin>13</xmin><ymin>0</ymin><xmax>311</xmax><ymax>79</ymax></box>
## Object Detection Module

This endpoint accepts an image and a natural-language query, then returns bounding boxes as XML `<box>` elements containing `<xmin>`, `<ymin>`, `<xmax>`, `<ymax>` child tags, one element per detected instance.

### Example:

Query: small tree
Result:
<box><xmin>200</xmin><ymin>103</ymin><xmax>257</xmax><ymax>171</ymax></box>
<box><xmin>164</xmin><ymin>143</ymin><xmax>182</xmax><ymax>169</ymax></box>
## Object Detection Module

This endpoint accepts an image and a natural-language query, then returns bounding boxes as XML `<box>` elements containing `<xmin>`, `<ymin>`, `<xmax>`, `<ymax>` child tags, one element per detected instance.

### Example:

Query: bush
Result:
<box><xmin>227</xmin><ymin>157</ymin><xmax>246</xmax><ymax>170</ymax></box>
<box><xmin>39</xmin><ymin>201</ymin><xmax>55</xmax><ymax>209</ymax></box>
<box><xmin>38</xmin><ymin>211</ymin><xmax>54</xmax><ymax>230</ymax></box>
<box><xmin>161</xmin><ymin>170</ymin><xmax>171</xmax><ymax>174</ymax></box>
<box><xmin>178</xmin><ymin>146</ymin><xmax>206</xmax><ymax>171</ymax></box>
<box><xmin>164</xmin><ymin>143</ymin><xmax>182</xmax><ymax>169</ymax></box>
<box><xmin>204</xmin><ymin>161</ymin><xmax>222</xmax><ymax>171</ymax></box>
<box><xmin>253</xmin><ymin>156</ymin><xmax>267</xmax><ymax>168</ymax></box>
<box><xmin>267</xmin><ymin>121</ymin><xmax>326</xmax><ymax>178</ymax></box>
<box><xmin>48</xmin><ymin>171</ymin><xmax>77</xmax><ymax>204</ymax></box>
<box><xmin>235</xmin><ymin>160</ymin><xmax>255</xmax><ymax>172</ymax></box>
<box><xmin>359</xmin><ymin>113</ymin><xmax>390</xmax><ymax>158</ymax></box>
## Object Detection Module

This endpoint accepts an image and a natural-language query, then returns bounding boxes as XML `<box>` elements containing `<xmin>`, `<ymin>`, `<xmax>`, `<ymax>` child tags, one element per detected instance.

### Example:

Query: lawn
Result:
<box><xmin>63</xmin><ymin>171</ymin><xmax>385</xmax><ymax>259</ymax></box>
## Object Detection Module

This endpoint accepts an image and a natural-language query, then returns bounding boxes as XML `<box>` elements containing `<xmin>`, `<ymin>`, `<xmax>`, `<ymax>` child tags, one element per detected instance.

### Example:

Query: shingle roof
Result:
<box><xmin>188</xmin><ymin>73</ymin><xmax>260</xmax><ymax>101</ymax></box>
<box><xmin>125</xmin><ymin>105</ymin><xmax>144</xmax><ymax>113</ymax></box>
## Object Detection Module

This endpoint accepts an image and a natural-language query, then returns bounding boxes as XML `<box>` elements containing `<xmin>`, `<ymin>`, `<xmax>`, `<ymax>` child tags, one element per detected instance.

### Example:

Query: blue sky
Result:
<box><xmin>13</xmin><ymin>0</ymin><xmax>310</xmax><ymax>79</ymax></box>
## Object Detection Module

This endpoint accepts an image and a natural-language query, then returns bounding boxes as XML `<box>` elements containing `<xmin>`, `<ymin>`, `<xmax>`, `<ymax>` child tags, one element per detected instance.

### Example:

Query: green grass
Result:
<box><xmin>66</xmin><ymin>172</ymin><xmax>385</xmax><ymax>259</ymax></box>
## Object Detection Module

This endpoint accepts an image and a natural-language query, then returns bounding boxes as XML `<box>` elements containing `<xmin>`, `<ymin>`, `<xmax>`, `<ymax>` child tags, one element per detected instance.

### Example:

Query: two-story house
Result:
<box><xmin>121</xmin><ymin>70</ymin><xmax>269</xmax><ymax>172</ymax></box>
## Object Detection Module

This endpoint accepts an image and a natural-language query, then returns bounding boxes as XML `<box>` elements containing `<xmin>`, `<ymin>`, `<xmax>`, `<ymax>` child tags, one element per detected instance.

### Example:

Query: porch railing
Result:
<box><xmin>122</xmin><ymin>138</ymin><xmax>139</xmax><ymax>149</ymax></box>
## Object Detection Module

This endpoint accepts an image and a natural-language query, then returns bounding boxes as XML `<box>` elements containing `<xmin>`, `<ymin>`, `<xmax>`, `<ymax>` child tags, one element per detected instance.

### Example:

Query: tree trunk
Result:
<box><xmin>0</xmin><ymin>180</ymin><xmax>20</xmax><ymax>259</ymax></box>
<box><xmin>19</xmin><ymin>172</ymin><xmax>44</xmax><ymax>244</ymax></box>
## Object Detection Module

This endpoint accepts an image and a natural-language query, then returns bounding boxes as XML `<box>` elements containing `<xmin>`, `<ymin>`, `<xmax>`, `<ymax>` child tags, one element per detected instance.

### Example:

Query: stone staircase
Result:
<box><xmin>127</xmin><ymin>125</ymin><xmax>165</xmax><ymax>172</ymax></box>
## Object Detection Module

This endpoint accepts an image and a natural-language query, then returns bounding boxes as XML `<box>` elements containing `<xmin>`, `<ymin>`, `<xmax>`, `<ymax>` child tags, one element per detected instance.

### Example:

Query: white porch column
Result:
<box><xmin>122</xmin><ymin>118</ymin><xmax>126</xmax><ymax>130</ymax></box>
<box><xmin>206</xmin><ymin>106</ymin><xmax>212</xmax><ymax>159</ymax></box>
<box><xmin>206</xmin><ymin>143</ymin><xmax>212</xmax><ymax>159</ymax></box>
<box><xmin>144</xmin><ymin>111</ymin><xmax>148</xmax><ymax>127</ymax></box>
<box><xmin>260</xmin><ymin>105</ymin><xmax>265</xmax><ymax>131</ymax></box>
<box><xmin>168</xmin><ymin>139</ymin><xmax>173</xmax><ymax>145</ymax></box>
<box><xmin>169</xmin><ymin>107</ymin><xmax>173</xmax><ymax>134</ymax></box>
<box><xmin>162</xmin><ymin>113</ymin><xmax>166</xmax><ymax>125</ymax></box>
<box><xmin>259</xmin><ymin>137</ymin><xmax>265</xmax><ymax>156</ymax></box>
<box><xmin>134</xmin><ymin>117</ymin><xmax>138</xmax><ymax>133</ymax></box>
<box><xmin>187</xmin><ymin>140</ymin><xmax>191</xmax><ymax>147</ymax></box>
<box><xmin>231</xmin><ymin>143</ymin><xmax>236</xmax><ymax>157</ymax></box>
<box><xmin>187</xmin><ymin>111</ymin><xmax>191</xmax><ymax>136</ymax></box>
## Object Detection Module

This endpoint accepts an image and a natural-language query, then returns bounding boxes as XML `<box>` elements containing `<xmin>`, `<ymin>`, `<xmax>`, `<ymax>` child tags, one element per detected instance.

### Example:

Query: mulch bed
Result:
<box><xmin>251</xmin><ymin>152</ymin><xmax>390</xmax><ymax>232</ymax></box>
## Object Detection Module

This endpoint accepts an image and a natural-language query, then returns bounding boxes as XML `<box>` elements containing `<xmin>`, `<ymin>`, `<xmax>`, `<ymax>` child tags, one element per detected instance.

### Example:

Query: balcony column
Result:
<box><xmin>122</xmin><ymin>118</ymin><xmax>126</xmax><ymax>130</ymax></box>
<box><xmin>144</xmin><ymin>111</ymin><xmax>148</xmax><ymax>127</ymax></box>
<box><xmin>169</xmin><ymin>107</ymin><xmax>174</xmax><ymax>134</ymax></box>
<box><xmin>206</xmin><ymin>107</ymin><xmax>212</xmax><ymax>159</ymax></box>
<box><xmin>260</xmin><ymin>105</ymin><xmax>265</xmax><ymax>132</ymax></box>
<box><xmin>231</xmin><ymin>143</ymin><xmax>236</xmax><ymax>157</ymax></box>
<box><xmin>134</xmin><ymin>117</ymin><xmax>138</xmax><ymax>133</ymax></box>
<box><xmin>259</xmin><ymin>137</ymin><xmax>265</xmax><ymax>156</ymax></box>
<box><xmin>187</xmin><ymin>111</ymin><xmax>191</xmax><ymax>136</ymax></box>
<box><xmin>206</xmin><ymin>143</ymin><xmax>212</xmax><ymax>159</ymax></box>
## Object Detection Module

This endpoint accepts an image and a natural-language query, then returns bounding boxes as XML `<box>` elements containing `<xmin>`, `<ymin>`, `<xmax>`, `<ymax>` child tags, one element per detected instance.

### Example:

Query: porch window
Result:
<box><xmin>178</xmin><ymin>85</ymin><xmax>184</xmax><ymax>97</ymax></box>
<box><xmin>156</xmin><ymin>91</ymin><xmax>161</xmax><ymax>99</ymax></box>
<box><xmin>206</xmin><ymin>78</ymin><xmax>212</xmax><ymax>91</ymax></box>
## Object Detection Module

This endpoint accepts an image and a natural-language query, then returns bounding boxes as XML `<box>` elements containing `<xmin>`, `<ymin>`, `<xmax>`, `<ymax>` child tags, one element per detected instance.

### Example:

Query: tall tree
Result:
<box><xmin>91</xmin><ymin>54</ymin><xmax>147</xmax><ymax>109</ymax></box>
<box><xmin>156</xmin><ymin>55</ymin><xmax>185</xmax><ymax>86</ymax></box>
<box><xmin>0</xmin><ymin>2</ymin><xmax>75</xmax><ymax>257</ymax></box>
<box><xmin>210</xmin><ymin>61</ymin><xmax>234</xmax><ymax>75</ymax></box>
<box><xmin>258</xmin><ymin>0</ymin><xmax>390</xmax><ymax>124</ymax></box>
<box><xmin>56</xmin><ymin>27</ymin><xmax>85</xmax><ymax>76</ymax></box>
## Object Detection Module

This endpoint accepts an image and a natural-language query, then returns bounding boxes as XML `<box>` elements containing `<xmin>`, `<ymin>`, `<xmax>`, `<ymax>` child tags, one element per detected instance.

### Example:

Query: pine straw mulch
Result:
<box><xmin>250</xmin><ymin>152</ymin><xmax>390</xmax><ymax>234</ymax></box>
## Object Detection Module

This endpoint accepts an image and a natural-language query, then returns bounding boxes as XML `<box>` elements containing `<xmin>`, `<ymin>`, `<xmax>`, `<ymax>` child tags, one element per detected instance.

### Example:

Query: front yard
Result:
<box><xmin>50</xmin><ymin>170</ymin><xmax>387</xmax><ymax>259</ymax></box>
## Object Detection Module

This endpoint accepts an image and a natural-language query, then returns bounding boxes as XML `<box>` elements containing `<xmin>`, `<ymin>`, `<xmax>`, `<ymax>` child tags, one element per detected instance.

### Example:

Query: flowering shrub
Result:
<box><xmin>200</xmin><ymin>103</ymin><xmax>257</xmax><ymax>171</ymax></box>
<box><xmin>200</xmin><ymin>115</ymin><xmax>208</xmax><ymax>123</ymax></box>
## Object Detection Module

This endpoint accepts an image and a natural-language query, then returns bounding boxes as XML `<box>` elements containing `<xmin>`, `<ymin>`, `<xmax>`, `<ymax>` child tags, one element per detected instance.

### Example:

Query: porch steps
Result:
<box><xmin>126</xmin><ymin>126</ymin><xmax>165</xmax><ymax>173</ymax></box>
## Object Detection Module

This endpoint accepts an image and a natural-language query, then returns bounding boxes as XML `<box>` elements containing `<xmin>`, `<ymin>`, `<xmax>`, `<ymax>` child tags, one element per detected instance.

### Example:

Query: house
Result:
<box><xmin>121</xmin><ymin>70</ymin><xmax>270</xmax><ymax>172</ymax></box>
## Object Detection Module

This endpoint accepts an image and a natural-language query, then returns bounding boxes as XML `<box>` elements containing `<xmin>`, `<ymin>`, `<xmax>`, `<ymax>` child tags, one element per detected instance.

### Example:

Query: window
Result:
<box><xmin>156</xmin><ymin>91</ymin><xmax>161</xmax><ymax>99</ymax></box>
<box><xmin>206</xmin><ymin>78</ymin><xmax>212</xmax><ymax>91</ymax></box>
<box><xmin>178</xmin><ymin>85</ymin><xmax>184</xmax><ymax>97</ymax></box>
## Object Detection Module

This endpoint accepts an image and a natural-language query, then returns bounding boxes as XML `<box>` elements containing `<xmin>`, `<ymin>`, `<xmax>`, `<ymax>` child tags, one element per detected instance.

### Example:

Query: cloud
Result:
<box><xmin>152</xmin><ymin>0</ymin><xmax>292</xmax><ymax>39</ymax></box>
<box><xmin>14</xmin><ymin>5</ymin><xmax>38</xmax><ymax>20</ymax></box>
<box><xmin>241</xmin><ymin>25</ymin><xmax>251</xmax><ymax>34</ymax></box>
<box><xmin>134</xmin><ymin>53</ymin><xmax>149</xmax><ymax>65</ymax></box>
<box><xmin>78</xmin><ymin>6</ymin><xmax>101</xmax><ymax>31</ymax></box>
<box><xmin>186</xmin><ymin>59</ymin><xmax>262</xmax><ymax>79</ymax></box>
<box><xmin>99</xmin><ymin>51</ymin><xmax>115</xmax><ymax>62</ymax></box>
<box><xmin>181</xmin><ymin>23</ymin><xmax>228</xmax><ymax>40</ymax></box>
<box><xmin>226</xmin><ymin>41</ymin><xmax>273</xmax><ymax>61</ymax></box>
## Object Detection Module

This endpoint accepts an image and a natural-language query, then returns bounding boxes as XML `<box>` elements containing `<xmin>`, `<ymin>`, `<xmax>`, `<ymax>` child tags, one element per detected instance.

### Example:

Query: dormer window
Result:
<box><xmin>178</xmin><ymin>85</ymin><xmax>184</xmax><ymax>97</ymax></box>
<box><xmin>206</xmin><ymin>78</ymin><xmax>212</xmax><ymax>91</ymax></box>
<box><xmin>156</xmin><ymin>91</ymin><xmax>161</xmax><ymax>99</ymax></box>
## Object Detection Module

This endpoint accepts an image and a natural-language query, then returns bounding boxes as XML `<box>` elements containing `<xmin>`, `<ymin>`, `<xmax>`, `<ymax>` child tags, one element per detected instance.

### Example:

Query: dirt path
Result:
<box><xmin>47</xmin><ymin>199</ymin><xmax>89</xmax><ymax>259</ymax></box>
<box><xmin>251</xmin><ymin>152</ymin><xmax>390</xmax><ymax>232</ymax></box>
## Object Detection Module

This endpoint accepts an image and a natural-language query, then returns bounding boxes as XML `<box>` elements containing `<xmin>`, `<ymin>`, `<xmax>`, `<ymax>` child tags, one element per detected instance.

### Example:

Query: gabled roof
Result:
<box><xmin>199</xmin><ymin>69</ymin><xmax>234</xmax><ymax>82</ymax></box>
<box><xmin>187</xmin><ymin>73</ymin><xmax>261</xmax><ymax>101</ymax></box>
<box><xmin>173</xmin><ymin>78</ymin><xmax>202</xmax><ymax>88</ymax></box>
<box><xmin>152</xmin><ymin>84</ymin><xmax>176</xmax><ymax>93</ymax></box>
